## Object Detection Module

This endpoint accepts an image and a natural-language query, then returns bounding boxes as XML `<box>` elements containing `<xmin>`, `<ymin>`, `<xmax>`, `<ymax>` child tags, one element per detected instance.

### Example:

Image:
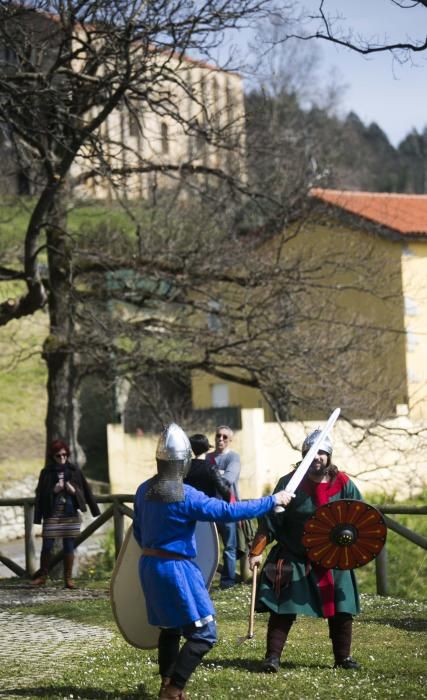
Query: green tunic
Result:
<box><xmin>256</xmin><ymin>471</ymin><xmax>362</xmax><ymax>618</ymax></box>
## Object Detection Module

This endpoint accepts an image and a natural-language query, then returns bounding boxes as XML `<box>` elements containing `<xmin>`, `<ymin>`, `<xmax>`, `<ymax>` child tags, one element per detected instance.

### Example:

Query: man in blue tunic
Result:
<box><xmin>133</xmin><ymin>423</ymin><xmax>293</xmax><ymax>700</ymax></box>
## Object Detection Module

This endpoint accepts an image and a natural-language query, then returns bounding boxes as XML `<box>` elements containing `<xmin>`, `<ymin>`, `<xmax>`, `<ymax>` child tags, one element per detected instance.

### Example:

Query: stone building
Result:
<box><xmin>0</xmin><ymin>7</ymin><xmax>246</xmax><ymax>199</ymax></box>
<box><xmin>72</xmin><ymin>57</ymin><xmax>246</xmax><ymax>201</ymax></box>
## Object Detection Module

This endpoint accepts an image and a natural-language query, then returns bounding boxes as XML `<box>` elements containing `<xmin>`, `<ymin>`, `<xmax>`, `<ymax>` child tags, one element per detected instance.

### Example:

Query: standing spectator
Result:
<box><xmin>32</xmin><ymin>439</ymin><xmax>100</xmax><ymax>589</ymax></box>
<box><xmin>248</xmin><ymin>429</ymin><xmax>362</xmax><ymax>672</ymax></box>
<box><xmin>185</xmin><ymin>434</ymin><xmax>231</xmax><ymax>500</ymax></box>
<box><xmin>206</xmin><ymin>425</ymin><xmax>241</xmax><ymax>589</ymax></box>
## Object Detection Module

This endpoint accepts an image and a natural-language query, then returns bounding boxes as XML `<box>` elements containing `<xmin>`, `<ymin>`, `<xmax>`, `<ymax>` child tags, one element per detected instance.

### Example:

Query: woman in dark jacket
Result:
<box><xmin>32</xmin><ymin>439</ymin><xmax>100</xmax><ymax>589</ymax></box>
<box><xmin>185</xmin><ymin>434</ymin><xmax>231</xmax><ymax>500</ymax></box>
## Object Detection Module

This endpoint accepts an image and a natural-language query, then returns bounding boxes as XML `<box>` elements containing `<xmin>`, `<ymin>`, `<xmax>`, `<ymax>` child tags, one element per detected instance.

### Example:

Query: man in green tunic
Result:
<box><xmin>249</xmin><ymin>429</ymin><xmax>362</xmax><ymax>672</ymax></box>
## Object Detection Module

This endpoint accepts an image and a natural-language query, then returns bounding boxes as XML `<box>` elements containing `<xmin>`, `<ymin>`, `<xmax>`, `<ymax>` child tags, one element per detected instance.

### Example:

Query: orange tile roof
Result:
<box><xmin>310</xmin><ymin>188</ymin><xmax>427</xmax><ymax>236</ymax></box>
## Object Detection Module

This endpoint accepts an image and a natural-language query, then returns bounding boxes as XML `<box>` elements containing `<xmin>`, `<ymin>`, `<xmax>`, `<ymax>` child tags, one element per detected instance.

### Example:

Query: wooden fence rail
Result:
<box><xmin>0</xmin><ymin>496</ymin><xmax>425</xmax><ymax>595</ymax></box>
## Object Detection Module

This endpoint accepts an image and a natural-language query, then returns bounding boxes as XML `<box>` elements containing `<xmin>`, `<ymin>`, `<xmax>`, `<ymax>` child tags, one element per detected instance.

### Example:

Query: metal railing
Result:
<box><xmin>0</xmin><ymin>496</ymin><xmax>426</xmax><ymax>594</ymax></box>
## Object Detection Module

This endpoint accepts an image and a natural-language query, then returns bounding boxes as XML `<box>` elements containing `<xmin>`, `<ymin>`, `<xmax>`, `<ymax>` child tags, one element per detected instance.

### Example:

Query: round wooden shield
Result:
<box><xmin>302</xmin><ymin>499</ymin><xmax>387</xmax><ymax>570</ymax></box>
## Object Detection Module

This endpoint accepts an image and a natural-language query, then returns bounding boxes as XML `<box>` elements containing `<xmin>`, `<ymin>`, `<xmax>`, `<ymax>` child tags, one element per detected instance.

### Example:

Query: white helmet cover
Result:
<box><xmin>302</xmin><ymin>429</ymin><xmax>333</xmax><ymax>456</ymax></box>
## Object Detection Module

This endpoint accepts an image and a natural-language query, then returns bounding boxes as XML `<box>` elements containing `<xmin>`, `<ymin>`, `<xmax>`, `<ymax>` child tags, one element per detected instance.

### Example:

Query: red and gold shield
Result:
<box><xmin>302</xmin><ymin>499</ymin><xmax>387</xmax><ymax>570</ymax></box>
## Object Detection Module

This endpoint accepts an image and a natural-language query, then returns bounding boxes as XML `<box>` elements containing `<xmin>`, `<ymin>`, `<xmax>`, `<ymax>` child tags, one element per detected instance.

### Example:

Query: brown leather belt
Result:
<box><xmin>141</xmin><ymin>547</ymin><xmax>192</xmax><ymax>561</ymax></box>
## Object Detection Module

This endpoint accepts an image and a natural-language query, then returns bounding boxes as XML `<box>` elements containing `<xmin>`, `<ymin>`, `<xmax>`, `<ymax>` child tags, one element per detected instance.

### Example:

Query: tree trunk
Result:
<box><xmin>43</xmin><ymin>194</ymin><xmax>79</xmax><ymax>460</ymax></box>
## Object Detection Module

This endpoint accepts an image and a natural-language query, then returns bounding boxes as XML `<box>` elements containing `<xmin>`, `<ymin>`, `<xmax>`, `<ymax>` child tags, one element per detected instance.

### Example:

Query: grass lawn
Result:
<box><xmin>1</xmin><ymin>578</ymin><xmax>425</xmax><ymax>700</ymax></box>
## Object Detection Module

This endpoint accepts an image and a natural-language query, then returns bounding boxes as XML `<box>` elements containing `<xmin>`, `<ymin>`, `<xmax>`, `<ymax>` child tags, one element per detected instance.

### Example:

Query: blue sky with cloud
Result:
<box><xmin>219</xmin><ymin>1</ymin><xmax>426</xmax><ymax>148</ymax></box>
<box><xmin>302</xmin><ymin>0</ymin><xmax>427</xmax><ymax>146</ymax></box>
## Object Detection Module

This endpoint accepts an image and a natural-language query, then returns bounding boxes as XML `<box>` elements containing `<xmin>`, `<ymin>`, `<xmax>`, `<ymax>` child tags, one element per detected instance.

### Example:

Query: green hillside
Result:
<box><xmin>0</xmin><ymin>198</ymin><xmax>139</xmax><ymax>482</ymax></box>
<box><xmin>0</xmin><ymin>298</ymin><xmax>47</xmax><ymax>481</ymax></box>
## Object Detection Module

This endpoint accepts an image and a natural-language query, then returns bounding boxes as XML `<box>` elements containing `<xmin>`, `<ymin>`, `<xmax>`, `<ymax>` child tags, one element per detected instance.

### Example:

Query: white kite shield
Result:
<box><xmin>110</xmin><ymin>521</ymin><xmax>220</xmax><ymax>649</ymax></box>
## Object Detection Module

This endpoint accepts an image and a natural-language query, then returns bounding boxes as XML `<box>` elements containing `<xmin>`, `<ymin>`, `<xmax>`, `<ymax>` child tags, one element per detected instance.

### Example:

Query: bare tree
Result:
<box><xmin>0</xmin><ymin>0</ymin><xmax>280</xmax><ymax>453</ymax></box>
<box><xmin>71</xmin><ymin>193</ymin><xmax>408</xmax><ymax>425</ymax></box>
<box><xmin>272</xmin><ymin>1</ymin><xmax>427</xmax><ymax>59</ymax></box>
<box><xmin>0</xmin><ymin>0</ymin><xmax>413</xmax><ymax>471</ymax></box>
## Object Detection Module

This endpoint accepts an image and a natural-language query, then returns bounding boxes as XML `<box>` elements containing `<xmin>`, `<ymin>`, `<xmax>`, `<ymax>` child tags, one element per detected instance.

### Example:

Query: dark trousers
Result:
<box><xmin>266</xmin><ymin>612</ymin><xmax>296</xmax><ymax>659</ymax></box>
<box><xmin>41</xmin><ymin>537</ymin><xmax>75</xmax><ymax>555</ymax></box>
<box><xmin>158</xmin><ymin>619</ymin><xmax>217</xmax><ymax>690</ymax></box>
<box><xmin>266</xmin><ymin>612</ymin><xmax>353</xmax><ymax>663</ymax></box>
<box><xmin>328</xmin><ymin>613</ymin><xmax>353</xmax><ymax>662</ymax></box>
<box><xmin>217</xmin><ymin>521</ymin><xmax>237</xmax><ymax>588</ymax></box>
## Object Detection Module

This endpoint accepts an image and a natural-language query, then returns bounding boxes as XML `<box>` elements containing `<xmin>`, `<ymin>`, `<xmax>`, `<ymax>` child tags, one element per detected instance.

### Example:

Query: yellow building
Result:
<box><xmin>192</xmin><ymin>189</ymin><xmax>427</xmax><ymax>423</ymax></box>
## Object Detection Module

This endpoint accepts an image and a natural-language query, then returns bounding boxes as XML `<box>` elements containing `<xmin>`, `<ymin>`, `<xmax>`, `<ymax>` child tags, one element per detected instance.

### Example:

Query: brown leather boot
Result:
<box><xmin>64</xmin><ymin>553</ymin><xmax>76</xmax><ymax>589</ymax></box>
<box><xmin>159</xmin><ymin>678</ymin><xmax>170</xmax><ymax>696</ymax></box>
<box><xmin>31</xmin><ymin>551</ymin><xmax>50</xmax><ymax>586</ymax></box>
<box><xmin>158</xmin><ymin>683</ymin><xmax>187</xmax><ymax>699</ymax></box>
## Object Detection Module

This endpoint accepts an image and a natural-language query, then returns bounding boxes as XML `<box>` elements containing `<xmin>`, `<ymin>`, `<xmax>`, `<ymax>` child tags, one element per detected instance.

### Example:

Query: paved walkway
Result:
<box><xmin>0</xmin><ymin>580</ymin><xmax>109</xmax><ymax>607</ymax></box>
<box><xmin>0</xmin><ymin>532</ymin><xmax>105</xmax><ymax>578</ymax></box>
<box><xmin>0</xmin><ymin>583</ymin><xmax>113</xmax><ymax>699</ymax></box>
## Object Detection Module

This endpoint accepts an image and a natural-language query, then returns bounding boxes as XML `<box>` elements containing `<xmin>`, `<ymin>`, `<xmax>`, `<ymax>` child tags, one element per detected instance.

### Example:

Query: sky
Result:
<box><xmin>225</xmin><ymin>0</ymin><xmax>427</xmax><ymax>148</ymax></box>
<box><xmin>300</xmin><ymin>0</ymin><xmax>427</xmax><ymax>147</ymax></box>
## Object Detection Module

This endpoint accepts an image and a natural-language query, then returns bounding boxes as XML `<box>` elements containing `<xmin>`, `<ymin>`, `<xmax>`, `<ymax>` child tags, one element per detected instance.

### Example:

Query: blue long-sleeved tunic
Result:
<box><xmin>133</xmin><ymin>480</ymin><xmax>276</xmax><ymax>627</ymax></box>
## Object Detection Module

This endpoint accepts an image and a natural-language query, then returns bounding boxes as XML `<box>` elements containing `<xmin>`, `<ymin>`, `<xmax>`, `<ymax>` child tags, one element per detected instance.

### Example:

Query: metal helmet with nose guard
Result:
<box><xmin>144</xmin><ymin>423</ymin><xmax>192</xmax><ymax>503</ymax></box>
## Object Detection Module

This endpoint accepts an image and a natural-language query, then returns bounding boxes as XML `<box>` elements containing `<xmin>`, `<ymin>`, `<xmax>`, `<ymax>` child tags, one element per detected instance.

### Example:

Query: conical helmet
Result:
<box><xmin>156</xmin><ymin>423</ymin><xmax>192</xmax><ymax>464</ymax></box>
<box><xmin>145</xmin><ymin>423</ymin><xmax>192</xmax><ymax>503</ymax></box>
<box><xmin>302</xmin><ymin>429</ymin><xmax>333</xmax><ymax>456</ymax></box>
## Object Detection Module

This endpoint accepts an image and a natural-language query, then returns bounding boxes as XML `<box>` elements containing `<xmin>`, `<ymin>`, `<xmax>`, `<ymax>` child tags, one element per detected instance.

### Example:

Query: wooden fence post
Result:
<box><xmin>375</xmin><ymin>545</ymin><xmax>388</xmax><ymax>596</ymax></box>
<box><xmin>113</xmin><ymin>500</ymin><xmax>124</xmax><ymax>559</ymax></box>
<box><xmin>24</xmin><ymin>502</ymin><xmax>37</xmax><ymax>576</ymax></box>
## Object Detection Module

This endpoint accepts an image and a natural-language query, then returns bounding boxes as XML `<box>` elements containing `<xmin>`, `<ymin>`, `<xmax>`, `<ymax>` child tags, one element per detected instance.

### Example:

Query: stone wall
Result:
<box><xmin>0</xmin><ymin>477</ymin><xmax>38</xmax><ymax>541</ymax></box>
<box><xmin>107</xmin><ymin>409</ymin><xmax>427</xmax><ymax>501</ymax></box>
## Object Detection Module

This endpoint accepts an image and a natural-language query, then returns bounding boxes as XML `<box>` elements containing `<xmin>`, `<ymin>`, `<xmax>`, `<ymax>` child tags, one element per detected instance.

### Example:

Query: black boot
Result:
<box><xmin>334</xmin><ymin>656</ymin><xmax>360</xmax><ymax>670</ymax></box>
<box><xmin>262</xmin><ymin>655</ymin><xmax>280</xmax><ymax>673</ymax></box>
<box><xmin>329</xmin><ymin>614</ymin><xmax>359</xmax><ymax>669</ymax></box>
<box><xmin>261</xmin><ymin>613</ymin><xmax>295</xmax><ymax>673</ymax></box>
